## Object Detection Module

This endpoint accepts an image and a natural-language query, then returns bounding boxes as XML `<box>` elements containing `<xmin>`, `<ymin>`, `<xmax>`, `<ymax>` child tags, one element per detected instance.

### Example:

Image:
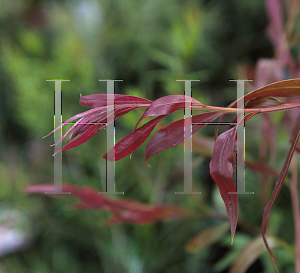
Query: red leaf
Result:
<box><xmin>261</xmin><ymin>116</ymin><xmax>300</xmax><ymax>273</ymax></box>
<box><xmin>66</xmin><ymin>107</ymin><xmax>134</xmax><ymax>144</ymax></box>
<box><xmin>80</xmin><ymin>94</ymin><xmax>152</xmax><ymax>108</ymax></box>
<box><xmin>64</xmin><ymin>112</ymin><xmax>106</xmax><ymax>143</ymax></box>
<box><xmin>58</xmin><ymin>108</ymin><xmax>135</xmax><ymax>153</ymax></box>
<box><xmin>44</xmin><ymin>106</ymin><xmax>107</xmax><ymax>138</ymax></box>
<box><xmin>61</xmin><ymin>125</ymin><xmax>100</xmax><ymax>152</ymax></box>
<box><xmin>45</xmin><ymin>94</ymin><xmax>151</xmax><ymax>152</ymax></box>
<box><xmin>233</xmin><ymin>79</ymin><xmax>300</xmax><ymax>108</ymax></box>
<box><xmin>101</xmin><ymin>204</ymin><xmax>193</xmax><ymax>226</ymax></box>
<box><xmin>245</xmin><ymin>96</ymin><xmax>283</xmax><ymax>109</ymax></box>
<box><xmin>135</xmin><ymin>95</ymin><xmax>204</xmax><ymax>129</ymax></box>
<box><xmin>214</xmin><ymin>79</ymin><xmax>300</xmax><ymax>135</ymax></box>
<box><xmin>25</xmin><ymin>184</ymin><xmax>193</xmax><ymax>225</ymax></box>
<box><xmin>145</xmin><ymin>112</ymin><xmax>222</xmax><ymax>163</ymax></box>
<box><xmin>103</xmin><ymin>115</ymin><xmax>166</xmax><ymax>161</ymax></box>
<box><xmin>209</xmin><ymin>127</ymin><xmax>238</xmax><ymax>240</ymax></box>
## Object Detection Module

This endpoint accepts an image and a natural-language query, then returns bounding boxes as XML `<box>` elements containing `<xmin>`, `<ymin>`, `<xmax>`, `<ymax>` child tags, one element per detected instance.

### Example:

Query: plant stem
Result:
<box><xmin>290</xmin><ymin>154</ymin><xmax>300</xmax><ymax>273</ymax></box>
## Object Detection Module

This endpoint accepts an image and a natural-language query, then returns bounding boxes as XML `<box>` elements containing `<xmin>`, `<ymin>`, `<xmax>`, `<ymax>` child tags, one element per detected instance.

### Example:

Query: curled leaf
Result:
<box><xmin>245</xmin><ymin>96</ymin><xmax>283</xmax><ymax>109</ymax></box>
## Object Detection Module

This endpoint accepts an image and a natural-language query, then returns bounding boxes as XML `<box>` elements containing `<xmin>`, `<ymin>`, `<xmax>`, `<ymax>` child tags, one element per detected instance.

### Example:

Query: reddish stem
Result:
<box><xmin>291</xmin><ymin>154</ymin><xmax>300</xmax><ymax>273</ymax></box>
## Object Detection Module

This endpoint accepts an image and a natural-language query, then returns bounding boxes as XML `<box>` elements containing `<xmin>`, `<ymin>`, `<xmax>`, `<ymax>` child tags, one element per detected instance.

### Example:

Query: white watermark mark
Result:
<box><xmin>47</xmin><ymin>79</ymin><xmax>253</xmax><ymax>195</ymax></box>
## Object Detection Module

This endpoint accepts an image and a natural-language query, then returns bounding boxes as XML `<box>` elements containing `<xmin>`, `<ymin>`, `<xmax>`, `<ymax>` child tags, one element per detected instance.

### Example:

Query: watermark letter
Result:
<box><xmin>46</xmin><ymin>79</ymin><xmax>71</xmax><ymax>194</ymax></box>
<box><xmin>175</xmin><ymin>80</ymin><xmax>201</xmax><ymax>194</ymax></box>
<box><xmin>98</xmin><ymin>80</ymin><xmax>124</xmax><ymax>194</ymax></box>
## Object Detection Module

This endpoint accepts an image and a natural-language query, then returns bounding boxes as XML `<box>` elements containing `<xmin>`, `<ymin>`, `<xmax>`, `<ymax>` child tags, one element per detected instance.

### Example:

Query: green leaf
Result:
<box><xmin>185</xmin><ymin>222</ymin><xmax>230</xmax><ymax>253</ymax></box>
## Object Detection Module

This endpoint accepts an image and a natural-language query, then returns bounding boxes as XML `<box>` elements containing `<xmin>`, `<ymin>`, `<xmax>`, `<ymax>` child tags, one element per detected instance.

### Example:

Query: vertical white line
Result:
<box><xmin>175</xmin><ymin>80</ymin><xmax>201</xmax><ymax>194</ymax></box>
<box><xmin>46</xmin><ymin>79</ymin><xmax>71</xmax><ymax>194</ymax></box>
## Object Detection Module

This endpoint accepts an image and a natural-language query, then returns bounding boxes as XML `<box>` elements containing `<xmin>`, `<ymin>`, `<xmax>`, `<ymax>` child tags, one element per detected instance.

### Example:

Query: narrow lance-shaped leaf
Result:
<box><xmin>261</xmin><ymin>115</ymin><xmax>300</xmax><ymax>273</ymax></box>
<box><xmin>44</xmin><ymin>106</ymin><xmax>108</xmax><ymax>138</ymax></box>
<box><xmin>60</xmin><ymin>108</ymin><xmax>135</xmax><ymax>153</ymax></box>
<box><xmin>103</xmin><ymin>115</ymin><xmax>166</xmax><ymax>161</ymax></box>
<box><xmin>61</xmin><ymin>124</ymin><xmax>100</xmax><ymax>152</ymax></box>
<box><xmin>214</xmin><ymin>95</ymin><xmax>287</xmax><ymax>140</ymax></box>
<box><xmin>209</xmin><ymin>127</ymin><xmax>237</xmax><ymax>241</ymax></box>
<box><xmin>215</xmin><ymin>79</ymin><xmax>300</xmax><ymax>128</ymax></box>
<box><xmin>135</xmin><ymin>95</ymin><xmax>204</xmax><ymax>129</ymax></box>
<box><xmin>45</xmin><ymin>94</ymin><xmax>152</xmax><ymax>151</ymax></box>
<box><xmin>80</xmin><ymin>94</ymin><xmax>152</xmax><ymax>108</ymax></box>
<box><xmin>65</xmin><ymin>107</ymin><xmax>134</xmax><ymax>144</ymax></box>
<box><xmin>230</xmin><ymin>79</ymin><xmax>300</xmax><ymax>108</ymax></box>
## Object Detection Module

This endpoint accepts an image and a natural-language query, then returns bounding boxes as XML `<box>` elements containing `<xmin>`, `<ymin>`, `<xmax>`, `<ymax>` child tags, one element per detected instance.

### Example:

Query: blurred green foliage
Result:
<box><xmin>0</xmin><ymin>0</ymin><xmax>297</xmax><ymax>272</ymax></box>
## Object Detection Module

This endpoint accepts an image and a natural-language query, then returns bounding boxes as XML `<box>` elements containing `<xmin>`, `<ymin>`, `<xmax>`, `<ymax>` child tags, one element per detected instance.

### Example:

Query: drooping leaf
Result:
<box><xmin>185</xmin><ymin>222</ymin><xmax>230</xmax><ymax>253</ymax></box>
<box><xmin>209</xmin><ymin>127</ymin><xmax>238</xmax><ymax>240</ymax></box>
<box><xmin>103</xmin><ymin>115</ymin><xmax>166</xmax><ymax>161</ymax></box>
<box><xmin>261</xmin><ymin>116</ymin><xmax>300</xmax><ymax>273</ymax></box>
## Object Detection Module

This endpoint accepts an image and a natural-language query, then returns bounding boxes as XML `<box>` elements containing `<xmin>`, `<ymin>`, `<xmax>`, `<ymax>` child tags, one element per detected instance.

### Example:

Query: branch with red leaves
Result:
<box><xmin>28</xmin><ymin>78</ymin><xmax>300</xmax><ymax>272</ymax></box>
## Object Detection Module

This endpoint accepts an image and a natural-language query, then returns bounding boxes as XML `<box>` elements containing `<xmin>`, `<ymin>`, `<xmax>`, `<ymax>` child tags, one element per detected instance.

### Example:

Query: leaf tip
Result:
<box><xmin>52</xmin><ymin>150</ymin><xmax>61</xmax><ymax>156</ymax></box>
